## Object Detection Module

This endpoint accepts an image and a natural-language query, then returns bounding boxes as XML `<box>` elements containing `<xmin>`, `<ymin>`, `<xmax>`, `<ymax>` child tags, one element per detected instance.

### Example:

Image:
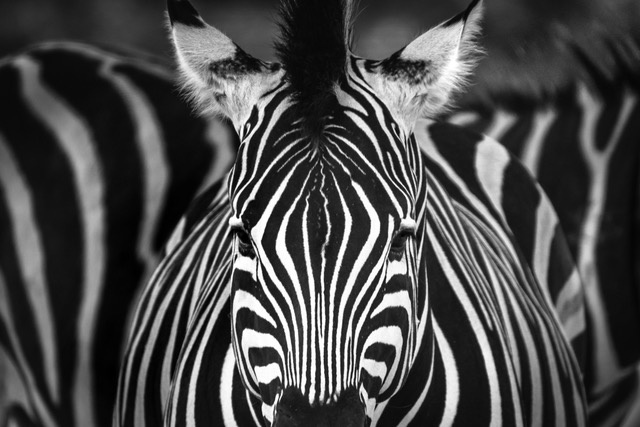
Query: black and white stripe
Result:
<box><xmin>0</xmin><ymin>42</ymin><xmax>237</xmax><ymax>427</ymax></box>
<box><xmin>447</xmin><ymin>38</ymin><xmax>640</xmax><ymax>426</ymax></box>
<box><xmin>116</xmin><ymin>0</ymin><xmax>587</xmax><ymax>425</ymax></box>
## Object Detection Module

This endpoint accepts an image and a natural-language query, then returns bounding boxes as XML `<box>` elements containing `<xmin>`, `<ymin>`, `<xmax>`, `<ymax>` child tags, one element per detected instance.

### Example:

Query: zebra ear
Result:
<box><xmin>167</xmin><ymin>0</ymin><xmax>281</xmax><ymax>126</ymax></box>
<box><xmin>359</xmin><ymin>0</ymin><xmax>483</xmax><ymax>130</ymax></box>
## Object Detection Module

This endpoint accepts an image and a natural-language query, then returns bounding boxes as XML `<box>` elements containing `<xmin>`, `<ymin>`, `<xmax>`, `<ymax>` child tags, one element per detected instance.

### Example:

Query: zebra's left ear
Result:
<box><xmin>167</xmin><ymin>0</ymin><xmax>282</xmax><ymax>127</ymax></box>
<box><xmin>358</xmin><ymin>0</ymin><xmax>483</xmax><ymax>130</ymax></box>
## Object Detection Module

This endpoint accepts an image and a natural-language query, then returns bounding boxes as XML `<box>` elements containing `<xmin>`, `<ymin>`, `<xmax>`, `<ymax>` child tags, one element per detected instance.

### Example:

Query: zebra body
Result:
<box><xmin>115</xmin><ymin>121</ymin><xmax>587</xmax><ymax>426</ymax></box>
<box><xmin>448</xmin><ymin>46</ymin><xmax>640</xmax><ymax>425</ymax></box>
<box><xmin>116</xmin><ymin>0</ymin><xmax>587</xmax><ymax>425</ymax></box>
<box><xmin>0</xmin><ymin>42</ymin><xmax>236</xmax><ymax>427</ymax></box>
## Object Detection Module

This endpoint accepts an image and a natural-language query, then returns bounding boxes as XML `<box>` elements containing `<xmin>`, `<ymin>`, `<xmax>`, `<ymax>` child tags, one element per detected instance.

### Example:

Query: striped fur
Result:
<box><xmin>0</xmin><ymin>42</ymin><xmax>237</xmax><ymax>427</ymax></box>
<box><xmin>448</xmin><ymin>37</ymin><xmax>640</xmax><ymax>427</ymax></box>
<box><xmin>116</xmin><ymin>0</ymin><xmax>587</xmax><ymax>425</ymax></box>
<box><xmin>115</xmin><ymin>118</ymin><xmax>588</xmax><ymax>426</ymax></box>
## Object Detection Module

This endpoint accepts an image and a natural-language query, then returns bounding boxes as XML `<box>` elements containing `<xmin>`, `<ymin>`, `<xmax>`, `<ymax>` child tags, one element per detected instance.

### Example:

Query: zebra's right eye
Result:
<box><xmin>234</xmin><ymin>228</ymin><xmax>255</xmax><ymax>257</ymax></box>
<box><xmin>389</xmin><ymin>230</ymin><xmax>412</xmax><ymax>260</ymax></box>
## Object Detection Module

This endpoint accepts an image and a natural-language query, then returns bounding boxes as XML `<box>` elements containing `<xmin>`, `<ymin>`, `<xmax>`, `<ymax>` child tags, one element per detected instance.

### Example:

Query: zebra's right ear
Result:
<box><xmin>167</xmin><ymin>0</ymin><xmax>282</xmax><ymax>127</ymax></box>
<box><xmin>358</xmin><ymin>0</ymin><xmax>483</xmax><ymax>131</ymax></box>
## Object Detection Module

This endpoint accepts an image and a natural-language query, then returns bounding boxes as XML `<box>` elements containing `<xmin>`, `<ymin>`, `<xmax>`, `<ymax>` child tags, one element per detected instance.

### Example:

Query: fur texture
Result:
<box><xmin>360</xmin><ymin>0</ymin><xmax>483</xmax><ymax>131</ymax></box>
<box><xmin>274</xmin><ymin>0</ymin><xmax>354</xmax><ymax>138</ymax></box>
<box><xmin>168</xmin><ymin>1</ymin><xmax>283</xmax><ymax>128</ymax></box>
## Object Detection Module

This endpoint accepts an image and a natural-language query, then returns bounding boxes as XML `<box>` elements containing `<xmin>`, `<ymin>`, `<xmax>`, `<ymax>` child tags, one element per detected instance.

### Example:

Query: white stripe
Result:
<box><xmin>431</xmin><ymin>222</ymin><xmax>503</xmax><ymax>427</ymax></box>
<box><xmin>533</xmin><ymin>194</ymin><xmax>559</xmax><ymax>307</ymax></box>
<box><xmin>0</xmin><ymin>268</ymin><xmax>57</xmax><ymax>427</ymax></box>
<box><xmin>220</xmin><ymin>346</ymin><xmax>239</xmax><ymax>427</ymax></box>
<box><xmin>484</xmin><ymin>110</ymin><xmax>517</xmax><ymax>141</ymax></box>
<box><xmin>232</xmin><ymin>289</ymin><xmax>277</xmax><ymax>328</ymax></box>
<box><xmin>576</xmin><ymin>83</ymin><xmax>636</xmax><ymax>391</ymax></box>
<box><xmin>176</xmin><ymin>262</ymin><xmax>231</xmax><ymax>427</ymax></box>
<box><xmin>361</xmin><ymin>326</ymin><xmax>403</xmax><ymax>395</ymax></box>
<box><xmin>197</xmin><ymin>119</ymin><xmax>236</xmax><ymax>193</ymax></box>
<box><xmin>520</xmin><ymin>108</ymin><xmax>556</xmax><ymax>176</ymax></box>
<box><xmin>105</xmin><ymin>63</ymin><xmax>169</xmax><ymax>276</ymax></box>
<box><xmin>475</xmin><ymin>137</ymin><xmax>511</xmax><ymax>221</ymax></box>
<box><xmin>105</xmin><ymin>63</ymin><xmax>171</xmax><ymax>349</ymax></box>
<box><xmin>18</xmin><ymin>56</ymin><xmax>105</xmax><ymax>427</ymax></box>
<box><xmin>555</xmin><ymin>270</ymin><xmax>585</xmax><ymax>343</ymax></box>
<box><xmin>254</xmin><ymin>363</ymin><xmax>283</xmax><ymax>385</ymax></box>
<box><xmin>447</xmin><ymin>111</ymin><xmax>482</xmax><ymax>127</ymax></box>
<box><xmin>434</xmin><ymin>320</ymin><xmax>460</xmax><ymax>427</ymax></box>
<box><xmin>396</xmin><ymin>327</ymin><xmax>436</xmax><ymax>427</ymax></box>
<box><xmin>370</xmin><ymin>291</ymin><xmax>411</xmax><ymax>318</ymax></box>
<box><xmin>0</xmin><ymin>131</ymin><xmax>60</xmax><ymax>403</ymax></box>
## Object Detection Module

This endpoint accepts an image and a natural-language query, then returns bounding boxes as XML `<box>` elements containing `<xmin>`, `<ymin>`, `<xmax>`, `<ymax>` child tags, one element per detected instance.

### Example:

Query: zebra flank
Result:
<box><xmin>115</xmin><ymin>0</ymin><xmax>587</xmax><ymax>426</ymax></box>
<box><xmin>448</xmin><ymin>37</ymin><xmax>640</xmax><ymax>425</ymax></box>
<box><xmin>0</xmin><ymin>42</ymin><xmax>237</xmax><ymax>427</ymax></box>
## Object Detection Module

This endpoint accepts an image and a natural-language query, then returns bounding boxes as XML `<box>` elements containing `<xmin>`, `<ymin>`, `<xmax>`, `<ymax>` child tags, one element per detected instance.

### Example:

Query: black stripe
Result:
<box><xmin>167</xmin><ymin>0</ymin><xmax>206</xmax><ymax>28</ymax></box>
<box><xmin>116</xmin><ymin>63</ymin><xmax>221</xmax><ymax>251</ymax></box>
<box><xmin>596</xmin><ymin>100</ymin><xmax>640</xmax><ymax>366</ymax></box>
<box><xmin>33</xmin><ymin>48</ymin><xmax>146</xmax><ymax>427</ymax></box>
<box><xmin>0</xmin><ymin>61</ymin><xmax>81</xmax><ymax>424</ymax></box>
<box><xmin>500</xmin><ymin>109</ymin><xmax>535</xmax><ymax>158</ymax></box>
<box><xmin>500</xmin><ymin>159</ymin><xmax>541</xmax><ymax>265</ymax></box>
<box><xmin>535</xmin><ymin>90</ymin><xmax>590</xmax><ymax>260</ymax></box>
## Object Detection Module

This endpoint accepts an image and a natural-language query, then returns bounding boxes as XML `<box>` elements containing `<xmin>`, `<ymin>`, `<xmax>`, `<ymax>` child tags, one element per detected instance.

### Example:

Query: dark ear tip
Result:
<box><xmin>442</xmin><ymin>0</ymin><xmax>481</xmax><ymax>28</ymax></box>
<box><xmin>167</xmin><ymin>0</ymin><xmax>205</xmax><ymax>28</ymax></box>
<box><xmin>464</xmin><ymin>0</ymin><xmax>482</xmax><ymax>19</ymax></box>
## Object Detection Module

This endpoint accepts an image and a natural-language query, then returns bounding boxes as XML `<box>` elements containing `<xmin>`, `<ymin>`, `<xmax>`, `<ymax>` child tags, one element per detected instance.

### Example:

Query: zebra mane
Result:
<box><xmin>460</xmin><ymin>1</ymin><xmax>640</xmax><ymax>109</ymax></box>
<box><xmin>274</xmin><ymin>0</ymin><xmax>353</xmax><ymax>138</ymax></box>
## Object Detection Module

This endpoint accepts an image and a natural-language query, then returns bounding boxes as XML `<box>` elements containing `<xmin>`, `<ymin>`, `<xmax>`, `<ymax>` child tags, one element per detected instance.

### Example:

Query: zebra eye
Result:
<box><xmin>234</xmin><ymin>228</ymin><xmax>255</xmax><ymax>257</ymax></box>
<box><xmin>389</xmin><ymin>230</ymin><xmax>412</xmax><ymax>259</ymax></box>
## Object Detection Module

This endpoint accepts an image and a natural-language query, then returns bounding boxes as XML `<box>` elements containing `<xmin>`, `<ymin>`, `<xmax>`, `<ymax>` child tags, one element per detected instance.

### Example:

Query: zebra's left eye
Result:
<box><xmin>234</xmin><ymin>228</ymin><xmax>255</xmax><ymax>257</ymax></box>
<box><xmin>389</xmin><ymin>230</ymin><xmax>412</xmax><ymax>259</ymax></box>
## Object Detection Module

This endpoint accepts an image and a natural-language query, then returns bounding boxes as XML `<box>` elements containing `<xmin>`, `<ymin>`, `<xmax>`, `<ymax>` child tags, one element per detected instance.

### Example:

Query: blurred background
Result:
<box><xmin>1</xmin><ymin>0</ymin><xmax>639</xmax><ymax>97</ymax></box>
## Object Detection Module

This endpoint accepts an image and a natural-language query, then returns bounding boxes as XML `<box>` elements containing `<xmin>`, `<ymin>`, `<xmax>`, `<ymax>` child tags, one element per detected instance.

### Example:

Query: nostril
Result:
<box><xmin>332</xmin><ymin>388</ymin><xmax>366</xmax><ymax>427</ymax></box>
<box><xmin>274</xmin><ymin>387</ymin><xmax>365</xmax><ymax>427</ymax></box>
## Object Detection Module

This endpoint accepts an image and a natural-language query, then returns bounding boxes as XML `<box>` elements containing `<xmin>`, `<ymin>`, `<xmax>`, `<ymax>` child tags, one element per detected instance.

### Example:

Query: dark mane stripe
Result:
<box><xmin>274</xmin><ymin>0</ymin><xmax>352</xmax><ymax>137</ymax></box>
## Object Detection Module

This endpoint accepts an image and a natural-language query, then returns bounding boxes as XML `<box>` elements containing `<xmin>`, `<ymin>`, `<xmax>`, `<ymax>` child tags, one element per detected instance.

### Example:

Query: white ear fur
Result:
<box><xmin>358</xmin><ymin>0</ymin><xmax>483</xmax><ymax>131</ymax></box>
<box><xmin>168</xmin><ymin>1</ymin><xmax>282</xmax><ymax>127</ymax></box>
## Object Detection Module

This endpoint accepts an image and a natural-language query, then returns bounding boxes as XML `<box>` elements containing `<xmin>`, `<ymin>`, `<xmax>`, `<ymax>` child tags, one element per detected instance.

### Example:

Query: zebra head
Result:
<box><xmin>167</xmin><ymin>0</ymin><xmax>482</xmax><ymax>424</ymax></box>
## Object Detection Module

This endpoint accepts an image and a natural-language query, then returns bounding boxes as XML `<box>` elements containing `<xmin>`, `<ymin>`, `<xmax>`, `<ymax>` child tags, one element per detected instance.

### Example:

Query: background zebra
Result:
<box><xmin>447</xmin><ymin>28</ymin><xmax>640</xmax><ymax>426</ymax></box>
<box><xmin>0</xmin><ymin>42</ymin><xmax>237</xmax><ymax>427</ymax></box>
<box><xmin>115</xmin><ymin>0</ymin><xmax>587</xmax><ymax>425</ymax></box>
<box><xmin>2</xmin><ymin>2</ymin><xmax>638</xmax><ymax>427</ymax></box>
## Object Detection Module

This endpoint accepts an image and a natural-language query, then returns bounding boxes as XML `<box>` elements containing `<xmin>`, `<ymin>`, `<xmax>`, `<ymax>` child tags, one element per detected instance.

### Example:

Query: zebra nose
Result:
<box><xmin>274</xmin><ymin>387</ymin><xmax>365</xmax><ymax>427</ymax></box>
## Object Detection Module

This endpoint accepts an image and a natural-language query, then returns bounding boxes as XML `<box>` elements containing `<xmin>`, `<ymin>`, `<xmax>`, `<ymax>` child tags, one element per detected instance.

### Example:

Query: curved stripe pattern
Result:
<box><xmin>116</xmin><ymin>0</ymin><xmax>587</xmax><ymax>424</ymax></box>
<box><xmin>448</xmin><ymin>45</ymin><xmax>640</xmax><ymax>425</ymax></box>
<box><xmin>0</xmin><ymin>42</ymin><xmax>237</xmax><ymax>427</ymax></box>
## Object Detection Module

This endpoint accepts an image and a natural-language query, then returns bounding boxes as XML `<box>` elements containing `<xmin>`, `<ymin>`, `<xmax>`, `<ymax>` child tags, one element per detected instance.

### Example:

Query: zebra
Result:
<box><xmin>446</xmin><ymin>29</ymin><xmax>640</xmax><ymax>426</ymax></box>
<box><xmin>115</xmin><ymin>0</ymin><xmax>587</xmax><ymax>425</ymax></box>
<box><xmin>0</xmin><ymin>42</ymin><xmax>237</xmax><ymax>427</ymax></box>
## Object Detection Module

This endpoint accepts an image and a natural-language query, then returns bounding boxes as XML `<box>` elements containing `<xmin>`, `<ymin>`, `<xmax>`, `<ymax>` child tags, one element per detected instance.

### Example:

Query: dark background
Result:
<box><xmin>1</xmin><ymin>0</ymin><xmax>638</xmax><ymax>97</ymax></box>
<box><xmin>1</xmin><ymin>0</ymin><xmax>635</xmax><ymax>57</ymax></box>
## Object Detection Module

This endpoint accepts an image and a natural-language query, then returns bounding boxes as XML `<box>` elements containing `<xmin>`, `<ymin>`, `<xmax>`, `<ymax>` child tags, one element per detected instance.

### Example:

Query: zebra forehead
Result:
<box><xmin>230</xmin><ymin>163</ymin><xmax>410</xmax><ymax>251</ymax></box>
<box><xmin>274</xmin><ymin>0</ymin><xmax>353</xmax><ymax>138</ymax></box>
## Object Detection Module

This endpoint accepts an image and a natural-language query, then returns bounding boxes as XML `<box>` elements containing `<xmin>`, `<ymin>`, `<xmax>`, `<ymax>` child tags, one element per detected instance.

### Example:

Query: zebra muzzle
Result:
<box><xmin>273</xmin><ymin>387</ymin><xmax>366</xmax><ymax>427</ymax></box>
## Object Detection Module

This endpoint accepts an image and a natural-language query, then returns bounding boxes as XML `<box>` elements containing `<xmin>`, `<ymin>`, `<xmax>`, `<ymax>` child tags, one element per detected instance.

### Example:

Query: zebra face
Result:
<box><xmin>168</xmin><ymin>0</ymin><xmax>482</xmax><ymax>424</ymax></box>
<box><xmin>226</xmin><ymin>84</ymin><xmax>422</xmax><ymax>422</ymax></box>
